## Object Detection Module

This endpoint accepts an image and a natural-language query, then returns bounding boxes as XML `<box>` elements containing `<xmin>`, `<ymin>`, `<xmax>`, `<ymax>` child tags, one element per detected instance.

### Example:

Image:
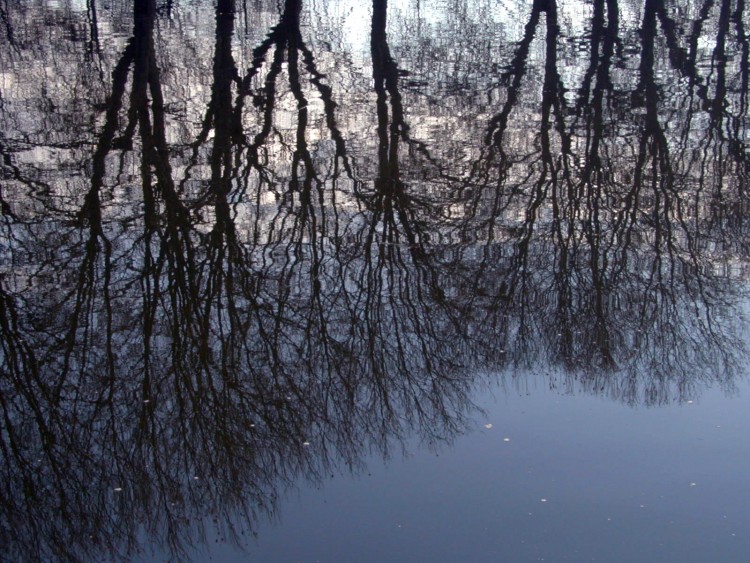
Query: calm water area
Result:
<box><xmin>1</xmin><ymin>0</ymin><xmax>750</xmax><ymax>561</ymax></box>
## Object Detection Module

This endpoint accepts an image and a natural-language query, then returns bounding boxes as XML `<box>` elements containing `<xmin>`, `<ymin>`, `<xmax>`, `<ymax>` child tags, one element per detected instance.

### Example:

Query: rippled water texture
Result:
<box><xmin>1</xmin><ymin>0</ymin><xmax>750</xmax><ymax>561</ymax></box>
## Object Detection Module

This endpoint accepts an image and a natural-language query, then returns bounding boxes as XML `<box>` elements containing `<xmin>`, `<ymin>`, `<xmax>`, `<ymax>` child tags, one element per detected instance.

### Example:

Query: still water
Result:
<box><xmin>1</xmin><ymin>0</ymin><xmax>749</xmax><ymax>561</ymax></box>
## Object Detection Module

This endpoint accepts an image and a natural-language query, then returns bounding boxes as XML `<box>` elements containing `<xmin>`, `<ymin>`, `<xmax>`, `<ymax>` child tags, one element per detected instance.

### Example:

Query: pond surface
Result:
<box><xmin>204</xmin><ymin>378</ymin><xmax>750</xmax><ymax>562</ymax></box>
<box><xmin>1</xmin><ymin>0</ymin><xmax>750</xmax><ymax>561</ymax></box>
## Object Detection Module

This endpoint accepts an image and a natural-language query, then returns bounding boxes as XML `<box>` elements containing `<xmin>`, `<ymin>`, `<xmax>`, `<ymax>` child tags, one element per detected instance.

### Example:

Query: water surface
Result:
<box><xmin>1</xmin><ymin>0</ymin><xmax>749</xmax><ymax>561</ymax></box>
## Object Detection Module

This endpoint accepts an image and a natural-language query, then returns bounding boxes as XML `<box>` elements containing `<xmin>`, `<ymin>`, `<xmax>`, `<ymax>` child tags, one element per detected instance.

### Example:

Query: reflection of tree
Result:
<box><xmin>0</xmin><ymin>1</ymin><xmax>473</xmax><ymax>561</ymax></box>
<box><xmin>450</xmin><ymin>0</ymin><xmax>749</xmax><ymax>402</ymax></box>
<box><xmin>1</xmin><ymin>0</ymin><xmax>750</xmax><ymax>560</ymax></box>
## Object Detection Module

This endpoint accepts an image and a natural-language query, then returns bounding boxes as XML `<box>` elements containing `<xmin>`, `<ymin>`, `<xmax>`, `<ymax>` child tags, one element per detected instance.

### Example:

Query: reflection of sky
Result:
<box><xmin>323</xmin><ymin>0</ymin><xmax>640</xmax><ymax>50</ymax></box>
<box><xmin>49</xmin><ymin>0</ymin><xmax>645</xmax><ymax>70</ymax></box>
<box><xmin>310</xmin><ymin>0</ymin><xmax>530</xmax><ymax>60</ymax></box>
<box><xmin>306</xmin><ymin>0</ymin><xmax>645</xmax><ymax>93</ymax></box>
<box><xmin>152</xmin><ymin>370</ymin><xmax>750</xmax><ymax>562</ymax></box>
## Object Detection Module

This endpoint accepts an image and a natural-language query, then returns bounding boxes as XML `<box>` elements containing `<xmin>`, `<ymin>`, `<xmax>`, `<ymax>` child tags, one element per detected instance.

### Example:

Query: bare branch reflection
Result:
<box><xmin>0</xmin><ymin>0</ymin><xmax>749</xmax><ymax>560</ymax></box>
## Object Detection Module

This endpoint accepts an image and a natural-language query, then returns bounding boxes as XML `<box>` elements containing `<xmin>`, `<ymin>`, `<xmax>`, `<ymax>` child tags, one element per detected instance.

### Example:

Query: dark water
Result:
<box><xmin>1</xmin><ymin>0</ymin><xmax>750</xmax><ymax>561</ymax></box>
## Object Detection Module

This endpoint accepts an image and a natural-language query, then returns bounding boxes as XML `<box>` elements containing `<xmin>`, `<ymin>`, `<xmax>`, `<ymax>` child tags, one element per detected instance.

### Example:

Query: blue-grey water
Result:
<box><xmin>1</xmin><ymin>0</ymin><xmax>750</xmax><ymax>561</ymax></box>
<box><xmin>234</xmin><ymin>379</ymin><xmax>750</xmax><ymax>562</ymax></box>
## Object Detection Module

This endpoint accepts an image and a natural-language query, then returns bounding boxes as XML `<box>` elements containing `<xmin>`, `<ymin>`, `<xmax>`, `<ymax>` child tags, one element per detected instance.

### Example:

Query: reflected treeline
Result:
<box><xmin>1</xmin><ymin>0</ymin><xmax>749</xmax><ymax>560</ymax></box>
<box><xmin>448</xmin><ymin>0</ymin><xmax>750</xmax><ymax>396</ymax></box>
